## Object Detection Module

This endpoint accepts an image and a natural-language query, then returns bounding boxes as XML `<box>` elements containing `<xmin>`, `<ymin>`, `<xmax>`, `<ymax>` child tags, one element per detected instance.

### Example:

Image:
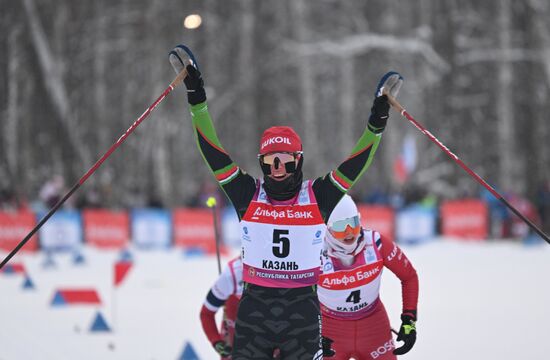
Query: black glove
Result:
<box><xmin>213</xmin><ymin>341</ymin><xmax>232</xmax><ymax>357</ymax></box>
<box><xmin>374</xmin><ymin>71</ymin><xmax>403</xmax><ymax>98</ymax></box>
<box><xmin>367</xmin><ymin>95</ymin><xmax>390</xmax><ymax>134</ymax></box>
<box><xmin>393</xmin><ymin>313</ymin><xmax>417</xmax><ymax>355</ymax></box>
<box><xmin>183</xmin><ymin>64</ymin><xmax>206</xmax><ymax>105</ymax></box>
<box><xmin>321</xmin><ymin>336</ymin><xmax>336</xmax><ymax>357</ymax></box>
<box><xmin>368</xmin><ymin>71</ymin><xmax>403</xmax><ymax>134</ymax></box>
<box><xmin>168</xmin><ymin>45</ymin><xmax>206</xmax><ymax>105</ymax></box>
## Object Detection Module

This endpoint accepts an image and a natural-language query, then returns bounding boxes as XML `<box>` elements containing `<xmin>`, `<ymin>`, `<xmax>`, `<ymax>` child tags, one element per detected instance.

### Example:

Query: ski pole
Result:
<box><xmin>0</xmin><ymin>68</ymin><xmax>189</xmax><ymax>270</ymax></box>
<box><xmin>384</xmin><ymin>91</ymin><xmax>550</xmax><ymax>245</ymax></box>
<box><xmin>206</xmin><ymin>196</ymin><xmax>222</xmax><ymax>274</ymax></box>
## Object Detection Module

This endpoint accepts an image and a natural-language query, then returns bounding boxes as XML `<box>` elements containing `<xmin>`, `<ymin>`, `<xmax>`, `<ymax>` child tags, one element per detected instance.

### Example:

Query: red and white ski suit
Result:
<box><xmin>318</xmin><ymin>230</ymin><xmax>419</xmax><ymax>360</ymax></box>
<box><xmin>200</xmin><ymin>257</ymin><xmax>243</xmax><ymax>360</ymax></box>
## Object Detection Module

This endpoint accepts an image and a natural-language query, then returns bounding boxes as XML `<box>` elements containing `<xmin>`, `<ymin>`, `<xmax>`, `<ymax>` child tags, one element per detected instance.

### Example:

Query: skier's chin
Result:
<box><xmin>268</xmin><ymin>173</ymin><xmax>291</xmax><ymax>181</ymax></box>
<box><xmin>341</xmin><ymin>237</ymin><xmax>356</xmax><ymax>245</ymax></box>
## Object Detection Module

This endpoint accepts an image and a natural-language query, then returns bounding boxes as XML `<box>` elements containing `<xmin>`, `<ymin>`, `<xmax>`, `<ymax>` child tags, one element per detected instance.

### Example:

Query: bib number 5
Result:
<box><xmin>272</xmin><ymin>229</ymin><xmax>290</xmax><ymax>258</ymax></box>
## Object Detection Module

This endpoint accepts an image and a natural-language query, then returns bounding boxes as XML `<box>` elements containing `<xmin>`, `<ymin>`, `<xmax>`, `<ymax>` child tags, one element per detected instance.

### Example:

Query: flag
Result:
<box><xmin>114</xmin><ymin>261</ymin><xmax>133</xmax><ymax>287</ymax></box>
<box><xmin>393</xmin><ymin>134</ymin><xmax>417</xmax><ymax>184</ymax></box>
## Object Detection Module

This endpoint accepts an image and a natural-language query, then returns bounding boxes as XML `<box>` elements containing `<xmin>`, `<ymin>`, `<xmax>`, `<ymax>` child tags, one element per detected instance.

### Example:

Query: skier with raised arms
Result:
<box><xmin>169</xmin><ymin>44</ymin><xmax>403</xmax><ymax>359</ymax></box>
<box><xmin>319</xmin><ymin>194</ymin><xmax>419</xmax><ymax>359</ymax></box>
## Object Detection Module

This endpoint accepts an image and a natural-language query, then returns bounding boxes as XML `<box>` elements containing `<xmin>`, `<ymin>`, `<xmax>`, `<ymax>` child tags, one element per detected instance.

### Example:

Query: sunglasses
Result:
<box><xmin>258</xmin><ymin>152</ymin><xmax>302</xmax><ymax>166</ymax></box>
<box><xmin>329</xmin><ymin>215</ymin><xmax>361</xmax><ymax>239</ymax></box>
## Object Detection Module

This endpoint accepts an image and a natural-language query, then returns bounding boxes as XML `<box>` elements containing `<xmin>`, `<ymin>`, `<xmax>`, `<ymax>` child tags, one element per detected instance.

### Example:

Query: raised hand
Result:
<box><xmin>168</xmin><ymin>44</ymin><xmax>206</xmax><ymax>105</ymax></box>
<box><xmin>375</xmin><ymin>71</ymin><xmax>404</xmax><ymax>98</ymax></box>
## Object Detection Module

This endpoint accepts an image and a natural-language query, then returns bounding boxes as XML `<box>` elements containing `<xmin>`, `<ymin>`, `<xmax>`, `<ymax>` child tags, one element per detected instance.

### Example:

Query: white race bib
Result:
<box><xmin>241</xmin><ymin>181</ymin><xmax>325</xmax><ymax>288</ymax></box>
<box><xmin>318</xmin><ymin>230</ymin><xmax>384</xmax><ymax>319</ymax></box>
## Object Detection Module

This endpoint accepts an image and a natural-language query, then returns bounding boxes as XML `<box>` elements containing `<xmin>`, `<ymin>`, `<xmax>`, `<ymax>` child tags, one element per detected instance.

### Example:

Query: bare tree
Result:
<box><xmin>22</xmin><ymin>0</ymin><xmax>91</xmax><ymax>167</ymax></box>
<box><xmin>1</xmin><ymin>0</ymin><xmax>548</xmax><ymax>206</ymax></box>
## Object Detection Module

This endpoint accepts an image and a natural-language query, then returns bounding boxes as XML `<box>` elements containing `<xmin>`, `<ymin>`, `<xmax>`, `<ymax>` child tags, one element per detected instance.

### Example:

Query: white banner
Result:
<box><xmin>39</xmin><ymin>211</ymin><xmax>82</xmax><ymax>251</ymax></box>
<box><xmin>131</xmin><ymin>209</ymin><xmax>171</xmax><ymax>249</ymax></box>
<box><xmin>396</xmin><ymin>206</ymin><xmax>436</xmax><ymax>244</ymax></box>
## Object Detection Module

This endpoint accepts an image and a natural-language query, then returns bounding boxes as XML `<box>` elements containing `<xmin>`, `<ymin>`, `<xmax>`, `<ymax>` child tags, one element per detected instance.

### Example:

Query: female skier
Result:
<box><xmin>169</xmin><ymin>44</ymin><xmax>403</xmax><ymax>359</ymax></box>
<box><xmin>319</xmin><ymin>195</ymin><xmax>419</xmax><ymax>359</ymax></box>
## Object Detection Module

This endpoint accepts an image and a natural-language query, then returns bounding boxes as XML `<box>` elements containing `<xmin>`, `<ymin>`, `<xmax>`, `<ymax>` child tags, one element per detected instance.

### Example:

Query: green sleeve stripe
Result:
<box><xmin>215</xmin><ymin>163</ymin><xmax>238</xmax><ymax>177</ymax></box>
<box><xmin>333</xmin><ymin>169</ymin><xmax>353</xmax><ymax>188</ymax></box>
<box><xmin>348</xmin><ymin>128</ymin><xmax>381</xmax><ymax>189</ymax></box>
<box><xmin>329</xmin><ymin>172</ymin><xmax>348</xmax><ymax>192</ymax></box>
<box><xmin>191</xmin><ymin>102</ymin><xmax>226</xmax><ymax>151</ymax></box>
<box><xmin>368</xmin><ymin>123</ymin><xmax>385</xmax><ymax>133</ymax></box>
<box><xmin>333</xmin><ymin>127</ymin><xmax>382</xmax><ymax>193</ymax></box>
<box><xmin>346</xmin><ymin>141</ymin><xmax>374</xmax><ymax>161</ymax></box>
<box><xmin>215</xmin><ymin>164</ymin><xmax>240</xmax><ymax>183</ymax></box>
<box><xmin>355</xmin><ymin>139</ymin><xmax>380</xmax><ymax>182</ymax></box>
<box><xmin>219</xmin><ymin>168</ymin><xmax>240</xmax><ymax>185</ymax></box>
<box><xmin>350</xmin><ymin>128</ymin><xmax>381</xmax><ymax>155</ymax></box>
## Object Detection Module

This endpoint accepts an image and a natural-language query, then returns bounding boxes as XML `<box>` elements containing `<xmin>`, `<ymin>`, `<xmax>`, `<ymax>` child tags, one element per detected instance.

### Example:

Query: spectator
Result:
<box><xmin>39</xmin><ymin>175</ymin><xmax>66</xmax><ymax>209</ymax></box>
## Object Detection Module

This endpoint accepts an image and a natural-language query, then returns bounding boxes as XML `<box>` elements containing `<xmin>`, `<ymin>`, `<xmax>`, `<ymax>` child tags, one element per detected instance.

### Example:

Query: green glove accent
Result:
<box><xmin>393</xmin><ymin>314</ymin><xmax>417</xmax><ymax>355</ymax></box>
<box><xmin>214</xmin><ymin>341</ymin><xmax>232</xmax><ymax>357</ymax></box>
<box><xmin>402</xmin><ymin>321</ymin><xmax>416</xmax><ymax>335</ymax></box>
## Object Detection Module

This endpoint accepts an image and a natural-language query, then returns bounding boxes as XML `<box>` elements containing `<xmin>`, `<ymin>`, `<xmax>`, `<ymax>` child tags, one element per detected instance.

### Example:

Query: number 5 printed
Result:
<box><xmin>272</xmin><ymin>229</ymin><xmax>290</xmax><ymax>258</ymax></box>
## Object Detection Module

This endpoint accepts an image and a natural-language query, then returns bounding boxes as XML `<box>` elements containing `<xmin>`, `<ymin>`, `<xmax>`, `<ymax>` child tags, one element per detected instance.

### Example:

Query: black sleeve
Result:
<box><xmin>222</xmin><ymin>171</ymin><xmax>257</xmax><ymax>220</ymax></box>
<box><xmin>312</xmin><ymin>176</ymin><xmax>345</xmax><ymax>223</ymax></box>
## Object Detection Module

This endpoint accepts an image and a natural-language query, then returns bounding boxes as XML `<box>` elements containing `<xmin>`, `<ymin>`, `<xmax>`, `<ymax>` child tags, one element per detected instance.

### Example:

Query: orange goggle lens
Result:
<box><xmin>259</xmin><ymin>152</ymin><xmax>296</xmax><ymax>166</ymax></box>
<box><xmin>329</xmin><ymin>215</ymin><xmax>361</xmax><ymax>239</ymax></box>
<box><xmin>329</xmin><ymin>224</ymin><xmax>361</xmax><ymax>239</ymax></box>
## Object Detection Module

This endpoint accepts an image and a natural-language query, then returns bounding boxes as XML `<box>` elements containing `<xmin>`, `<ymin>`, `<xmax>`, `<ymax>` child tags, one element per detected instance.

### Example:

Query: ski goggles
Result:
<box><xmin>258</xmin><ymin>152</ymin><xmax>302</xmax><ymax>166</ymax></box>
<box><xmin>329</xmin><ymin>215</ymin><xmax>361</xmax><ymax>239</ymax></box>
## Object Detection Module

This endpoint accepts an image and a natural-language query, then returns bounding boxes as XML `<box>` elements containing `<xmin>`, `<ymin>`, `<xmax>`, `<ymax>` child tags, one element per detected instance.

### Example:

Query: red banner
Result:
<box><xmin>0</xmin><ymin>211</ymin><xmax>38</xmax><ymax>252</ymax></box>
<box><xmin>173</xmin><ymin>208</ymin><xmax>218</xmax><ymax>253</ymax></box>
<box><xmin>441</xmin><ymin>199</ymin><xmax>488</xmax><ymax>240</ymax></box>
<box><xmin>83</xmin><ymin>209</ymin><xmax>129</xmax><ymax>249</ymax></box>
<box><xmin>357</xmin><ymin>205</ymin><xmax>395</xmax><ymax>242</ymax></box>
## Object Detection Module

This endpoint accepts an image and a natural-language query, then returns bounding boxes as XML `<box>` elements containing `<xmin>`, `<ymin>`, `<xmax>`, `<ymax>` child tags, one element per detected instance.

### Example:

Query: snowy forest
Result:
<box><xmin>1</xmin><ymin>0</ymin><xmax>550</xmax><ymax>210</ymax></box>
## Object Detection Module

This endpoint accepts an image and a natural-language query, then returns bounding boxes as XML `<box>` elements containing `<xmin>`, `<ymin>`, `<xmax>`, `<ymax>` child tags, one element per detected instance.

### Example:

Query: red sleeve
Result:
<box><xmin>200</xmin><ymin>305</ymin><xmax>222</xmax><ymax>345</ymax></box>
<box><xmin>379</xmin><ymin>235</ymin><xmax>419</xmax><ymax>319</ymax></box>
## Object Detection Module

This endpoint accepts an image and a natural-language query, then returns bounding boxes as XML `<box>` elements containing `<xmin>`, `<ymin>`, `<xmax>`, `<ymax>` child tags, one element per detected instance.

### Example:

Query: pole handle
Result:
<box><xmin>383</xmin><ymin>89</ymin><xmax>406</xmax><ymax>115</ymax></box>
<box><xmin>170</xmin><ymin>68</ymin><xmax>188</xmax><ymax>89</ymax></box>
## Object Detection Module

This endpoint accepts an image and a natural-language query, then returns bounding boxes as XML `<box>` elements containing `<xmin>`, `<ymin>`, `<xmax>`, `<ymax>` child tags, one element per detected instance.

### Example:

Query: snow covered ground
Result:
<box><xmin>1</xmin><ymin>238</ymin><xmax>549</xmax><ymax>360</ymax></box>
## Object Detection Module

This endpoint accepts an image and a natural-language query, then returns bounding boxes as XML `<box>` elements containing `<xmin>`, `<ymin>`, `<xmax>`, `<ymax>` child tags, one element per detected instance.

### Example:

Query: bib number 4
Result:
<box><xmin>272</xmin><ymin>229</ymin><xmax>290</xmax><ymax>258</ymax></box>
<box><xmin>346</xmin><ymin>290</ymin><xmax>362</xmax><ymax>304</ymax></box>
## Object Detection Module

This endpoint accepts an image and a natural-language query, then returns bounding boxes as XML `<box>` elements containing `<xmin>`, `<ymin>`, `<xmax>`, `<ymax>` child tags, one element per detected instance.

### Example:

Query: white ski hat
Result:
<box><xmin>326</xmin><ymin>194</ymin><xmax>365</xmax><ymax>264</ymax></box>
<box><xmin>328</xmin><ymin>194</ymin><xmax>360</xmax><ymax>229</ymax></box>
